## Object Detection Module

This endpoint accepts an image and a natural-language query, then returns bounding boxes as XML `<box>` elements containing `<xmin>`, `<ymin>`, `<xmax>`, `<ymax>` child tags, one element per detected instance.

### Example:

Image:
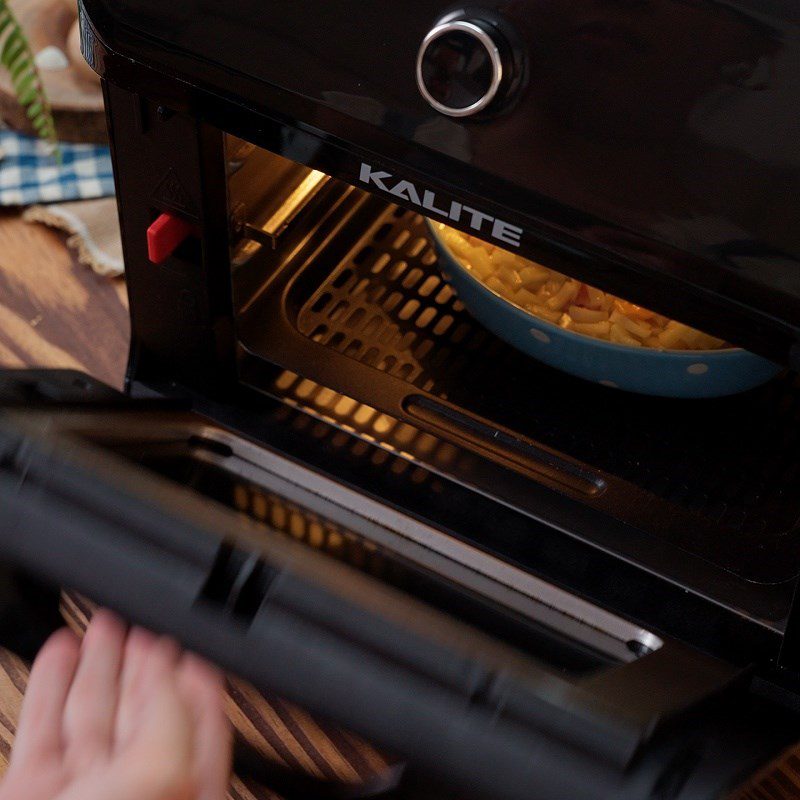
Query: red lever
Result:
<box><xmin>147</xmin><ymin>212</ymin><xmax>196</xmax><ymax>264</ymax></box>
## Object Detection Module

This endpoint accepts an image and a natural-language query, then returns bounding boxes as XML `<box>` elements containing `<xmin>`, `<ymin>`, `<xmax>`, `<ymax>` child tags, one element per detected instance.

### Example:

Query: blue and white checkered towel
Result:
<box><xmin>0</xmin><ymin>129</ymin><xmax>114</xmax><ymax>207</ymax></box>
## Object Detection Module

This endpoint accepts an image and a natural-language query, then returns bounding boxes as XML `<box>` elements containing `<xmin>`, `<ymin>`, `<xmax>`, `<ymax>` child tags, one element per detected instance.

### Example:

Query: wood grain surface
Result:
<box><xmin>0</xmin><ymin>210</ymin><xmax>391</xmax><ymax>798</ymax></box>
<box><xmin>0</xmin><ymin>209</ymin><xmax>128</xmax><ymax>387</ymax></box>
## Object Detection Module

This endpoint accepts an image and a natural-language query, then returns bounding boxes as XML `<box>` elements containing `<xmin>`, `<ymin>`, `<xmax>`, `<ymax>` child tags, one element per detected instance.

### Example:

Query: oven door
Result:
<box><xmin>0</xmin><ymin>369</ymin><xmax>796</xmax><ymax>800</ymax></box>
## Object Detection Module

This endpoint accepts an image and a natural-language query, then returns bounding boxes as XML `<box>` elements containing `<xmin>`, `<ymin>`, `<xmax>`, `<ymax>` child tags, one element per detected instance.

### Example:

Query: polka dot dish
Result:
<box><xmin>428</xmin><ymin>220</ymin><xmax>781</xmax><ymax>398</ymax></box>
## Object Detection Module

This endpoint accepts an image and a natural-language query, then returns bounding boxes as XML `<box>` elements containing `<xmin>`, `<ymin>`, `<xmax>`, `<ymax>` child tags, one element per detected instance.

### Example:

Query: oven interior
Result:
<box><xmin>220</xmin><ymin>135</ymin><xmax>800</xmax><ymax>622</ymax></box>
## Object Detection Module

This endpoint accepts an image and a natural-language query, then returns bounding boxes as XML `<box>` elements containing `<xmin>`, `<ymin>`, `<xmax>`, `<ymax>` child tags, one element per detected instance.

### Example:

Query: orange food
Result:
<box><xmin>435</xmin><ymin>223</ymin><xmax>729</xmax><ymax>351</ymax></box>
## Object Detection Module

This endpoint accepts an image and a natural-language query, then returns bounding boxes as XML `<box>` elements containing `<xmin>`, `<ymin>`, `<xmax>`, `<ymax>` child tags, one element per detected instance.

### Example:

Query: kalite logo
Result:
<box><xmin>359</xmin><ymin>163</ymin><xmax>523</xmax><ymax>248</ymax></box>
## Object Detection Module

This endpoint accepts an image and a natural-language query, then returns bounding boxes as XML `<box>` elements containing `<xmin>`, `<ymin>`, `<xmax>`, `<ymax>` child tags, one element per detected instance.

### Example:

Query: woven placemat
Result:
<box><xmin>24</xmin><ymin>198</ymin><xmax>123</xmax><ymax>277</ymax></box>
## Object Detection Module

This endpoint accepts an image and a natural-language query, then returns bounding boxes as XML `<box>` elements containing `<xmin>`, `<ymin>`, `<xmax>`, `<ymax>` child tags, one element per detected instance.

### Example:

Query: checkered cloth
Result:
<box><xmin>0</xmin><ymin>129</ymin><xmax>114</xmax><ymax>206</ymax></box>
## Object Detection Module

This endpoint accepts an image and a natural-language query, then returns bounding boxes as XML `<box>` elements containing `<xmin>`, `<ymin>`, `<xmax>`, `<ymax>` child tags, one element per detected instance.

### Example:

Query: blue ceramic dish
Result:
<box><xmin>428</xmin><ymin>222</ymin><xmax>781</xmax><ymax>399</ymax></box>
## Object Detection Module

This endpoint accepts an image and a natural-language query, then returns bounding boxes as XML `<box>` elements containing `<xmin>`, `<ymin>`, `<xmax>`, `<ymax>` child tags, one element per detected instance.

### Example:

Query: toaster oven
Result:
<box><xmin>2</xmin><ymin>1</ymin><xmax>800</xmax><ymax>797</ymax></box>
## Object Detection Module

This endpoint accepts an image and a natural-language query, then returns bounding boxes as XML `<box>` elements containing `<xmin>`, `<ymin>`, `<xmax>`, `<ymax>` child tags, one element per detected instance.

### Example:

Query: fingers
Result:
<box><xmin>60</xmin><ymin>673</ymin><xmax>195</xmax><ymax>800</ymax></box>
<box><xmin>62</xmin><ymin>610</ymin><xmax>127</xmax><ymax>772</ymax></box>
<box><xmin>177</xmin><ymin>655</ymin><xmax>232</xmax><ymax>800</ymax></box>
<box><xmin>10</xmin><ymin>627</ymin><xmax>80</xmax><ymax>768</ymax></box>
<box><xmin>10</xmin><ymin>613</ymin><xmax>230</xmax><ymax>800</ymax></box>
<box><xmin>115</xmin><ymin>629</ymin><xmax>188</xmax><ymax>754</ymax></box>
<box><xmin>108</xmin><ymin>659</ymin><xmax>195</xmax><ymax>800</ymax></box>
<box><xmin>113</xmin><ymin>626</ymin><xmax>158</xmax><ymax>748</ymax></box>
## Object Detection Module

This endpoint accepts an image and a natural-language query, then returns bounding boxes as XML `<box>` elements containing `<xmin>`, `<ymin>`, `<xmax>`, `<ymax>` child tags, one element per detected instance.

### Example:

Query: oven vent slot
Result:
<box><xmin>229</xmin><ymin>486</ymin><xmax>617</xmax><ymax>675</ymax></box>
<box><xmin>404</xmin><ymin>395</ymin><xmax>605</xmax><ymax>498</ymax></box>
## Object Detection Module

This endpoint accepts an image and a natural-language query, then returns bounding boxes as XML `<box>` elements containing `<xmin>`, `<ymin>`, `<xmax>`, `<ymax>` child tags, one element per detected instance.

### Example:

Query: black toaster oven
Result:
<box><xmin>2</xmin><ymin>1</ymin><xmax>800</xmax><ymax>797</ymax></box>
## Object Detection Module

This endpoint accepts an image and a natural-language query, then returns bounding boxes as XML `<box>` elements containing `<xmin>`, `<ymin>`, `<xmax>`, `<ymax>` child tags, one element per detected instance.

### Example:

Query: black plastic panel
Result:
<box><xmin>104</xmin><ymin>440</ymin><xmax>617</xmax><ymax>677</ymax></box>
<box><xmin>83</xmin><ymin>0</ymin><xmax>800</xmax><ymax>363</ymax></box>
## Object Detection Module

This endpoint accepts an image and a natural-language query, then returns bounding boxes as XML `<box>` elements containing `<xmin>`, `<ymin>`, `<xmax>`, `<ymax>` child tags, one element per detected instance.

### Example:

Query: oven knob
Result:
<box><xmin>417</xmin><ymin>18</ymin><xmax>510</xmax><ymax>118</ymax></box>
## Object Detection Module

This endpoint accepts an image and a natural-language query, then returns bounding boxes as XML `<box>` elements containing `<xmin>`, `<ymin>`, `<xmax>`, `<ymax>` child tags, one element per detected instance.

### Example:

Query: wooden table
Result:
<box><xmin>0</xmin><ymin>210</ymin><xmax>129</xmax><ymax>387</ymax></box>
<box><xmin>0</xmin><ymin>209</ymin><xmax>390</xmax><ymax>799</ymax></box>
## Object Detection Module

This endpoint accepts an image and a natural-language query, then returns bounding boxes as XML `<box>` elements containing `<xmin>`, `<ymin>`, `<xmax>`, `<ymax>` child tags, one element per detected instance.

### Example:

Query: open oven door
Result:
<box><xmin>0</xmin><ymin>369</ymin><xmax>797</xmax><ymax>800</ymax></box>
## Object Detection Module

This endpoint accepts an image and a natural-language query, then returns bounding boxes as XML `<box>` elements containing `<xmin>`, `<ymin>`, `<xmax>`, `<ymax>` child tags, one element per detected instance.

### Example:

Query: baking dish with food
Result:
<box><xmin>428</xmin><ymin>222</ymin><xmax>781</xmax><ymax>399</ymax></box>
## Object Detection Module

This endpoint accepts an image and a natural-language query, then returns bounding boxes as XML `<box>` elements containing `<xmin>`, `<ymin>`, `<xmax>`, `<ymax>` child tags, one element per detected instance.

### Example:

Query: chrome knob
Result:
<box><xmin>416</xmin><ymin>19</ymin><xmax>507</xmax><ymax>118</ymax></box>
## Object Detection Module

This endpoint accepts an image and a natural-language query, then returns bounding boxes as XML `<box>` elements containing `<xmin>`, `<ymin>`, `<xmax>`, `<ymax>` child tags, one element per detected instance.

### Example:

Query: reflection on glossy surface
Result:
<box><xmin>85</xmin><ymin>0</ymin><xmax>800</xmax><ymax>356</ymax></box>
<box><xmin>476</xmin><ymin>1</ymin><xmax>795</xmax><ymax>283</ymax></box>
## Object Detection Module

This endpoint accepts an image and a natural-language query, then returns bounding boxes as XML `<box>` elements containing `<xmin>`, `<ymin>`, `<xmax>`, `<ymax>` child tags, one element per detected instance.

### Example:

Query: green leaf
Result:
<box><xmin>17</xmin><ymin>85</ymin><xmax>36</xmax><ymax>106</ymax></box>
<box><xmin>0</xmin><ymin>0</ymin><xmax>59</xmax><ymax>153</ymax></box>
<box><xmin>12</xmin><ymin>68</ymin><xmax>34</xmax><ymax>96</ymax></box>
<box><xmin>10</xmin><ymin>55</ymin><xmax>29</xmax><ymax>80</ymax></box>
<box><xmin>2</xmin><ymin>32</ymin><xmax>23</xmax><ymax>62</ymax></box>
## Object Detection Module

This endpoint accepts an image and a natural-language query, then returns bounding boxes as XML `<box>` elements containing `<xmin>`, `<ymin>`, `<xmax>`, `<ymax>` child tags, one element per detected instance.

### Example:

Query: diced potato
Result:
<box><xmin>571</xmin><ymin>320</ymin><xmax>612</xmax><ymax>338</ymax></box>
<box><xmin>546</xmin><ymin>280</ymin><xmax>580</xmax><ymax>311</ymax></box>
<box><xmin>518</xmin><ymin>264</ymin><xmax>551</xmax><ymax>289</ymax></box>
<box><xmin>435</xmin><ymin>223</ymin><xmax>731</xmax><ymax>352</ymax></box>
<box><xmin>611</xmin><ymin>323</ymin><xmax>644</xmax><ymax>347</ymax></box>
<box><xmin>568</xmin><ymin>305</ymin><xmax>609</xmax><ymax>324</ymax></box>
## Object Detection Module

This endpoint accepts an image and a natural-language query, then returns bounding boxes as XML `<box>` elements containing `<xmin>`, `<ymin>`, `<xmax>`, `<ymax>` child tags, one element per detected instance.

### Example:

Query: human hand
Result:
<box><xmin>0</xmin><ymin>610</ymin><xmax>231</xmax><ymax>800</ymax></box>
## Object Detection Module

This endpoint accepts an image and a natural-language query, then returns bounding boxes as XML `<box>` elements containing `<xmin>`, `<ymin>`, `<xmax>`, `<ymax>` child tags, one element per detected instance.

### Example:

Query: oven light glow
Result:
<box><xmin>257</xmin><ymin>169</ymin><xmax>329</xmax><ymax>242</ymax></box>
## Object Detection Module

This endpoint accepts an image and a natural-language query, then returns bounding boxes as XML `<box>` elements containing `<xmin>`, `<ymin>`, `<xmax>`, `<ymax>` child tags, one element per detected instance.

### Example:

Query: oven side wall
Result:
<box><xmin>101</xmin><ymin>81</ymin><xmax>236</xmax><ymax>394</ymax></box>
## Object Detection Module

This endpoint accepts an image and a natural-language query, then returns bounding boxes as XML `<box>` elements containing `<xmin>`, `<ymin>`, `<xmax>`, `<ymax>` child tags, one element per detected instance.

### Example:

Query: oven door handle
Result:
<box><xmin>0</xmin><ymin>419</ymin><xmax>795</xmax><ymax>800</ymax></box>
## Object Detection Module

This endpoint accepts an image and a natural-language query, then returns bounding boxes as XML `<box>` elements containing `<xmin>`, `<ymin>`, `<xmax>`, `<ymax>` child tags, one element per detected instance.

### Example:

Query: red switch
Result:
<box><xmin>147</xmin><ymin>212</ymin><xmax>196</xmax><ymax>264</ymax></box>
